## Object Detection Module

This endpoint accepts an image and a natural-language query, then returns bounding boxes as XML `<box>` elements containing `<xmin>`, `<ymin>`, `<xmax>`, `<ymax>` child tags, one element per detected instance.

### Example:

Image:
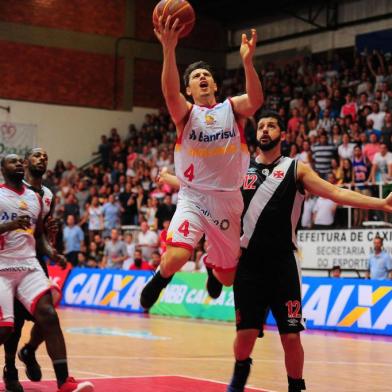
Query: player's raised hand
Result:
<box><xmin>154</xmin><ymin>15</ymin><xmax>185</xmax><ymax>49</ymax></box>
<box><xmin>240</xmin><ymin>29</ymin><xmax>257</xmax><ymax>64</ymax></box>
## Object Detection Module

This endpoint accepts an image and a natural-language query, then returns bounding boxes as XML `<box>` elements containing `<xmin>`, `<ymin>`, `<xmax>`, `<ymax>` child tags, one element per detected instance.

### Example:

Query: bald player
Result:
<box><xmin>0</xmin><ymin>153</ymin><xmax>93</xmax><ymax>392</ymax></box>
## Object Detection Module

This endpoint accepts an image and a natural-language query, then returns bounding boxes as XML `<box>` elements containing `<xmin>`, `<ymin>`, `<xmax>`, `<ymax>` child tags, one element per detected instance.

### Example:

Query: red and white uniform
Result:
<box><xmin>169</xmin><ymin>99</ymin><xmax>249</xmax><ymax>270</ymax></box>
<box><xmin>0</xmin><ymin>185</ymin><xmax>51</xmax><ymax>326</ymax></box>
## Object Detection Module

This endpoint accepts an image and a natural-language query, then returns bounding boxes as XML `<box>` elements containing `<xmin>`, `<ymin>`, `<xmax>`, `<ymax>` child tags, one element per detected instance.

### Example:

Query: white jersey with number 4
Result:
<box><xmin>175</xmin><ymin>99</ymin><xmax>249</xmax><ymax>191</ymax></box>
<box><xmin>0</xmin><ymin>185</ymin><xmax>41</xmax><ymax>265</ymax></box>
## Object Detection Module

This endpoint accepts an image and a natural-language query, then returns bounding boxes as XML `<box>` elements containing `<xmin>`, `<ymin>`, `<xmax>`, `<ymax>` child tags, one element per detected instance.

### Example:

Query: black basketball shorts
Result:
<box><xmin>234</xmin><ymin>250</ymin><xmax>306</xmax><ymax>336</ymax></box>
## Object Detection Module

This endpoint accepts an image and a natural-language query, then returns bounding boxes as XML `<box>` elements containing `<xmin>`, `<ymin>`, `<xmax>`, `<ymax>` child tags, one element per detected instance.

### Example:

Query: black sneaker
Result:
<box><xmin>17</xmin><ymin>345</ymin><xmax>42</xmax><ymax>382</ymax></box>
<box><xmin>3</xmin><ymin>366</ymin><xmax>24</xmax><ymax>392</ymax></box>
<box><xmin>206</xmin><ymin>267</ymin><xmax>223</xmax><ymax>299</ymax></box>
<box><xmin>140</xmin><ymin>271</ymin><xmax>173</xmax><ymax>310</ymax></box>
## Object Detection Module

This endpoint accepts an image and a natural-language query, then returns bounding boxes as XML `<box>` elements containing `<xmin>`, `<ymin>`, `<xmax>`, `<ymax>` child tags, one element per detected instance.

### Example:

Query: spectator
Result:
<box><xmin>312</xmin><ymin>175</ymin><xmax>337</xmax><ymax>228</ymax></box>
<box><xmin>129</xmin><ymin>249</ymin><xmax>154</xmax><ymax>271</ymax></box>
<box><xmin>151</xmin><ymin>251</ymin><xmax>161</xmax><ymax>269</ymax></box>
<box><xmin>155</xmin><ymin>194</ymin><xmax>176</xmax><ymax>230</ymax></box>
<box><xmin>301</xmin><ymin>191</ymin><xmax>316</xmax><ymax>229</ymax></box>
<box><xmin>123</xmin><ymin>231</ymin><xmax>136</xmax><ymax>270</ymax></box>
<box><xmin>97</xmin><ymin>135</ymin><xmax>111</xmax><ymax>168</ymax></box>
<box><xmin>311</xmin><ymin>132</ymin><xmax>337</xmax><ymax>179</ymax></box>
<box><xmin>86</xmin><ymin>241</ymin><xmax>103</xmax><ymax>268</ymax></box>
<box><xmin>102</xmin><ymin>194</ymin><xmax>121</xmax><ymax>236</ymax></box>
<box><xmin>330</xmin><ymin>265</ymin><xmax>342</xmax><ymax>278</ymax></box>
<box><xmin>363</xmin><ymin>132</ymin><xmax>381</xmax><ymax>164</ymax></box>
<box><xmin>119</xmin><ymin>183</ymin><xmax>138</xmax><ymax>225</ymax></box>
<box><xmin>63</xmin><ymin>215</ymin><xmax>85</xmax><ymax>267</ymax></box>
<box><xmin>338</xmin><ymin>133</ymin><xmax>355</xmax><ymax>162</ymax></box>
<box><xmin>340</xmin><ymin>92</ymin><xmax>357</xmax><ymax>121</ymax></box>
<box><xmin>84</xmin><ymin>196</ymin><xmax>104</xmax><ymax>242</ymax></box>
<box><xmin>366</xmin><ymin>236</ymin><xmax>392</xmax><ymax>280</ymax></box>
<box><xmin>102</xmin><ymin>228</ymin><xmax>128</xmax><ymax>270</ymax></box>
<box><xmin>63</xmin><ymin>193</ymin><xmax>80</xmax><ymax>221</ymax></box>
<box><xmin>370</xmin><ymin>143</ymin><xmax>392</xmax><ymax>186</ymax></box>
<box><xmin>137</xmin><ymin>221</ymin><xmax>159</xmax><ymax>261</ymax></box>
<box><xmin>367</xmin><ymin>102</ymin><xmax>386</xmax><ymax>131</ymax></box>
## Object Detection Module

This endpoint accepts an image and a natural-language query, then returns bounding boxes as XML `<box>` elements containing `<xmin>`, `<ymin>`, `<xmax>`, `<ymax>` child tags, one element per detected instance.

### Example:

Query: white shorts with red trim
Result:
<box><xmin>166</xmin><ymin>186</ymin><xmax>243</xmax><ymax>271</ymax></box>
<box><xmin>0</xmin><ymin>267</ymin><xmax>52</xmax><ymax>326</ymax></box>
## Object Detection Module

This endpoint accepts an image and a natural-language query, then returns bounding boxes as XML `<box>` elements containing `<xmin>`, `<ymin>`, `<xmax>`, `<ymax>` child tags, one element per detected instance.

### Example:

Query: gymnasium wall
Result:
<box><xmin>0</xmin><ymin>0</ymin><xmax>226</xmax><ymax>110</ymax></box>
<box><xmin>0</xmin><ymin>98</ymin><xmax>156</xmax><ymax>168</ymax></box>
<box><xmin>0</xmin><ymin>1</ymin><xmax>227</xmax><ymax>165</ymax></box>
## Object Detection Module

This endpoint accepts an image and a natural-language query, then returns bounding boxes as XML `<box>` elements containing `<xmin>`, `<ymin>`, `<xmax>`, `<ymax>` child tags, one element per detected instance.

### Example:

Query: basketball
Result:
<box><xmin>152</xmin><ymin>0</ymin><xmax>195</xmax><ymax>38</ymax></box>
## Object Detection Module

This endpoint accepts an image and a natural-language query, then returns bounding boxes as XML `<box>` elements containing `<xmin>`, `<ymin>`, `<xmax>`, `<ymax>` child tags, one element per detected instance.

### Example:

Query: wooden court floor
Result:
<box><xmin>1</xmin><ymin>307</ymin><xmax>391</xmax><ymax>392</ymax></box>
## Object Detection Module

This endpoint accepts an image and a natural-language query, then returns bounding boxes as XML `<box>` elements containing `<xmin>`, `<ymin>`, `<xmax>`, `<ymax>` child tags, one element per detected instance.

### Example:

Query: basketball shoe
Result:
<box><xmin>3</xmin><ymin>366</ymin><xmax>24</xmax><ymax>392</ymax></box>
<box><xmin>18</xmin><ymin>345</ymin><xmax>42</xmax><ymax>382</ymax></box>
<box><xmin>57</xmin><ymin>377</ymin><xmax>94</xmax><ymax>392</ymax></box>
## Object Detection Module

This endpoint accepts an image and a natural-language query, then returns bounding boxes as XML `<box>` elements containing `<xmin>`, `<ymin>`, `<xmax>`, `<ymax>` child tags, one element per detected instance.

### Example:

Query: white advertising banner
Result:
<box><xmin>297</xmin><ymin>229</ymin><xmax>392</xmax><ymax>270</ymax></box>
<box><xmin>0</xmin><ymin>122</ymin><xmax>37</xmax><ymax>159</ymax></box>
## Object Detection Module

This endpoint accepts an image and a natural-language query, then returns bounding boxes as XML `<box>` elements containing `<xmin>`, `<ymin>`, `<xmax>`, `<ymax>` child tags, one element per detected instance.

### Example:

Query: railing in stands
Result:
<box><xmin>302</xmin><ymin>267</ymin><xmax>368</xmax><ymax>278</ymax></box>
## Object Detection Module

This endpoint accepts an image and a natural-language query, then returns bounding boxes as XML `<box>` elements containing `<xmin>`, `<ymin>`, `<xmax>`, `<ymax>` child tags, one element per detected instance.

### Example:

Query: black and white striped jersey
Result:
<box><xmin>240</xmin><ymin>156</ymin><xmax>305</xmax><ymax>254</ymax></box>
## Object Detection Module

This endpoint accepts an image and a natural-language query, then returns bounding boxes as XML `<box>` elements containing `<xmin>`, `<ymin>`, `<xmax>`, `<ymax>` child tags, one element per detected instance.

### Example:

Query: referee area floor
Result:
<box><xmin>1</xmin><ymin>307</ymin><xmax>391</xmax><ymax>392</ymax></box>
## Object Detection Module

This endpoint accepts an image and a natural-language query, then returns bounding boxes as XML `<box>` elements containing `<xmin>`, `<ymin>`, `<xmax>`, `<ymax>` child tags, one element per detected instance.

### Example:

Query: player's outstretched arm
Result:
<box><xmin>298</xmin><ymin>162</ymin><xmax>392</xmax><ymax>212</ymax></box>
<box><xmin>154</xmin><ymin>15</ymin><xmax>191</xmax><ymax>131</ymax></box>
<box><xmin>230</xmin><ymin>29</ymin><xmax>264</xmax><ymax>118</ymax></box>
<box><xmin>156</xmin><ymin>167</ymin><xmax>180</xmax><ymax>189</ymax></box>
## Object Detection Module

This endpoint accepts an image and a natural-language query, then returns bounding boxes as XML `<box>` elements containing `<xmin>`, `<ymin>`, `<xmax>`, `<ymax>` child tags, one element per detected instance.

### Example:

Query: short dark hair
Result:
<box><xmin>183</xmin><ymin>61</ymin><xmax>215</xmax><ymax>87</ymax></box>
<box><xmin>258</xmin><ymin>110</ymin><xmax>286</xmax><ymax>133</ymax></box>
<box><xmin>331</xmin><ymin>265</ymin><xmax>341</xmax><ymax>271</ymax></box>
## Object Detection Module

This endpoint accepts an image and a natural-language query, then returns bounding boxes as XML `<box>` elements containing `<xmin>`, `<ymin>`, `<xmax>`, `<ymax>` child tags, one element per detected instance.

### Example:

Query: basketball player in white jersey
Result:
<box><xmin>3</xmin><ymin>148</ymin><xmax>66</xmax><ymax>391</ymax></box>
<box><xmin>0</xmin><ymin>154</ymin><xmax>94</xmax><ymax>392</ymax></box>
<box><xmin>140</xmin><ymin>16</ymin><xmax>263</xmax><ymax>309</ymax></box>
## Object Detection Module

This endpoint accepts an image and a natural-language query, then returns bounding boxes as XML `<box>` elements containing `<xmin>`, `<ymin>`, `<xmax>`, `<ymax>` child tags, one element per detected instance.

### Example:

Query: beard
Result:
<box><xmin>8</xmin><ymin>172</ymin><xmax>24</xmax><ymax>182</ymax></box>
<box><xmin>257</xmin><ymin>135</ymin><xmax>281</xmax><ymax>151</ymax></box>
<box><xmin>29</xmin><ymin>165</ymin><xmax>45</xmax><ymax>178</ymax></box>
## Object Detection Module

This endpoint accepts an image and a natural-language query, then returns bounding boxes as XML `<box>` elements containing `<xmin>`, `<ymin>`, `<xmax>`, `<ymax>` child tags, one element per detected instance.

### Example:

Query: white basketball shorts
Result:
<box><xmin>0</xmin><ymin>263</ymin><xmax>53</xmax><ymax>326</ymax></box>
<box><xmin>166</xmin><ymin>186</ymin><xmax>243</xmax><ymax>271</ymax></box>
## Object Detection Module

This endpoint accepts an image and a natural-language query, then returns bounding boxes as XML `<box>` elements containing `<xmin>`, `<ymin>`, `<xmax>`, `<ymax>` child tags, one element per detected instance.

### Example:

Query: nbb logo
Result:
<box><xmin>63</xmin><ymin>270</ymin><xmax>151</xmax><ymax>312</ymax></box>
<box><xmin>301</xmin><ymin>280</ymin><xmax>392</xmax><ymax>333</ymax></box>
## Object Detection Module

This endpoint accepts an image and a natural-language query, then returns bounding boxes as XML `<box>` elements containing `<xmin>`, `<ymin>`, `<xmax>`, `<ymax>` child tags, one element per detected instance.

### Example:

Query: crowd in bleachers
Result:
<box><xmin>43</xmin><ymin>49</ymin><xmax>392</xmax><ymax>269</ymax></box>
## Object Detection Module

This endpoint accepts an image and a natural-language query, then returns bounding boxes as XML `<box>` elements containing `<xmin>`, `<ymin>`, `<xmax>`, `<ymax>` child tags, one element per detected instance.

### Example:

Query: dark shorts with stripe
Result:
<box><xmin>234</xmin><ymin>248</ymin><xmax>305</xmax><ymax>336</ymax></box>
<box><xmin>14</xmin><ymin>258</ymin><xmax>49</xmax><ymax>322</ymax></box>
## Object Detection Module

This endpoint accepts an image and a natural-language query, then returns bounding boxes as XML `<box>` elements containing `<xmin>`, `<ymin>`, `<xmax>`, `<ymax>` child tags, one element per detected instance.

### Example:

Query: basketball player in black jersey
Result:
<box><xmin>3</xmin><ymin>148</ymin><xmax>65</xmax><ymax>392</ymax></box>
<box><xmin>227</xmin><ymin>110</ymin><xmax>392</xmax><ymax>392</ymax></box>
<box><xmin>158</xmin><ymin>111</ymin><xmax>392</xmax><ymax>392</ymax></box>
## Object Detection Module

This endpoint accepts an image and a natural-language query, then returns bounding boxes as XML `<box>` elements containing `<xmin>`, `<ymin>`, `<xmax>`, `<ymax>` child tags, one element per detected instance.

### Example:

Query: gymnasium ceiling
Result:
<box><xmin>190</xmin><ymin>0</ymin><xmax>340</xmax><ymax>29</ymax></box>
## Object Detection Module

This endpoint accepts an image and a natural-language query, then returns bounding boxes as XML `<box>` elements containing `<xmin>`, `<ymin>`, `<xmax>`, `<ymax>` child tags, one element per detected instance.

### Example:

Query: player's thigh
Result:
<box><xmin>16</xmin><ymin>268</ymin><xmax>52</xmax><ymax>317</ymax></box>
<box><xmin>166</xmin><ymin>203</ymin><xmax>204</xmax><ymax>252</ymax></box>
<box><xmin>0</xmin><ymin>273</ymin><xmax>16</xmax><ymax>327</ymax></box>
<box><xmin>270</xmin><ymin>253</ymin><xmax>305</xmax><ymax>335</ymax></box>
<box><xmin>213</xmin><ymin>269</ymin><xmax>236</xmax><ymax>286</ymax></box>
<box><xmin>204</xmin><ymin>193</ymin><xmax>243</xmax><ymax>271</ymax></box>
<box><xmin>233</xmin><ymin>271</ymin><xmax>269</xmax><ymax>337</ymax></box>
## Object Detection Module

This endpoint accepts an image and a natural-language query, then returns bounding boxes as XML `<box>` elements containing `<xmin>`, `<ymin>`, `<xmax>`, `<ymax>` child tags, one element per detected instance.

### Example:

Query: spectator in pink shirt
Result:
<box><xmin>363</xmin><ymin>133</ymin><xmax>381</xmax><ymax>164</ymax></box>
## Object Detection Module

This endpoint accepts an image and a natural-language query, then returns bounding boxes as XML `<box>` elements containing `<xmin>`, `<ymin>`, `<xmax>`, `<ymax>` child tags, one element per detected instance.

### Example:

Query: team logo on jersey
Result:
<box><xmin>262</xmin><ymin>168</ymin><xmax>270</xmax><ymax>176</ymax></box>
<box><xmin>273</xmin><ymin>170</ymin><xmax>285</xmax><ymax>179</ymax></box>
<box><xmin>44</xmin><ymin>197</ymin><xmax>51</xmax><ymax>207</ymax></box>
<box><xmin>18</xmin><ymin>200</ymin><xmax>28</xmax><ymax>210</ymax></box>
<box><xmin>188</xmin><ymin>129</ymin><xmax>236</xmax><ymax>143</ymax></box>
<box><xmin>205</xmin><ymin>114</ymin><xmax>216</xmax><ymax>126</ymax></box>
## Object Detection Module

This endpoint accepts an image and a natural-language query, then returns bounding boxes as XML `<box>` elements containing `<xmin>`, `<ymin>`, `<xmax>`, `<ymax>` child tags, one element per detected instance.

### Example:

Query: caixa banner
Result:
<box><xmin>61</xmin><ymin>268</ymin><xmax>153</xmax><ymax>313</ymax></box>
<box><xmin>266</xmin><ymin>277</ymin><xmax>392</xmax><ymax>335</ymax></box>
